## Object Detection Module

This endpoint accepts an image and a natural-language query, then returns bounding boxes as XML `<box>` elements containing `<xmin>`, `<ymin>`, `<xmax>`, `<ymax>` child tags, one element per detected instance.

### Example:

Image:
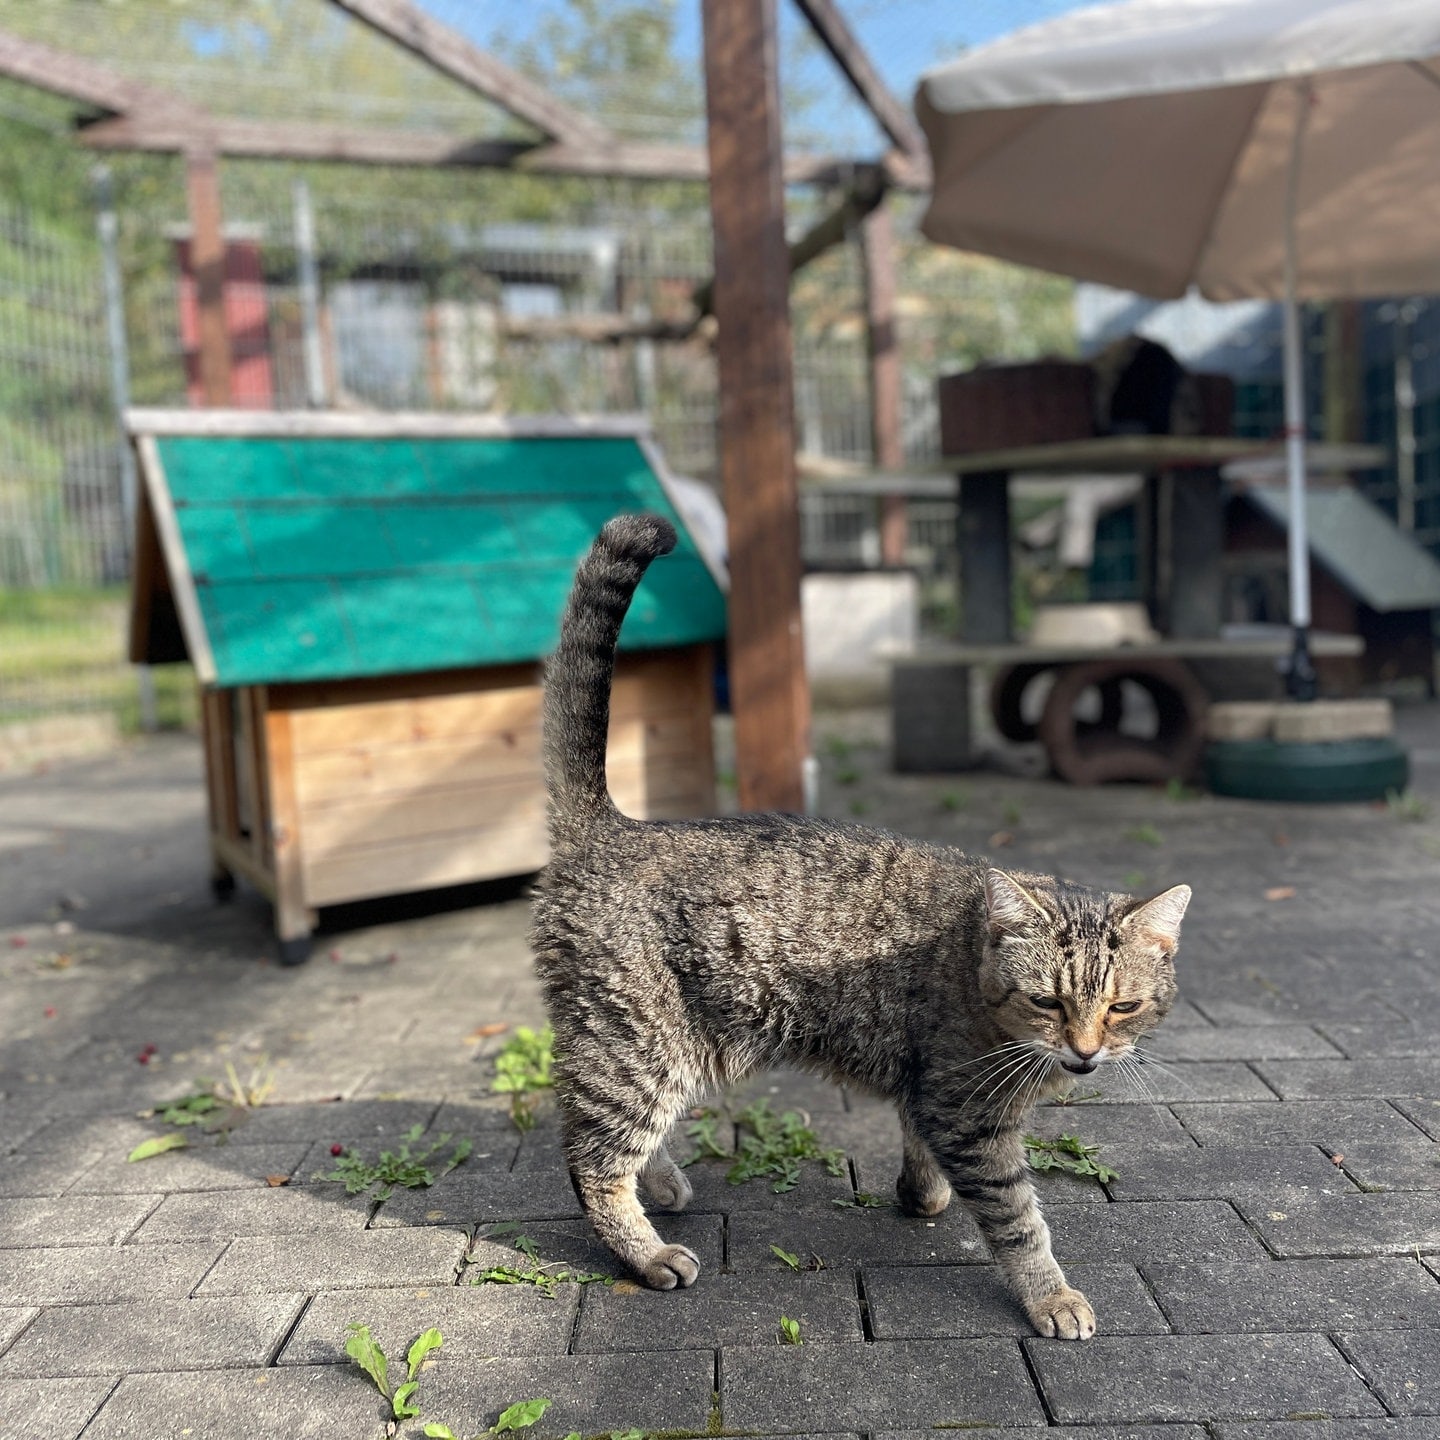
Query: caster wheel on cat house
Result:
<box><xmin>277</xmin><ymin>935</ymin><xmax>313</xmax><ymax>966</ymax></box>
<box><xmin>1205</xmin><ymin>737</ymin><xmax>1409</xmax><ymax>803</ymax></box>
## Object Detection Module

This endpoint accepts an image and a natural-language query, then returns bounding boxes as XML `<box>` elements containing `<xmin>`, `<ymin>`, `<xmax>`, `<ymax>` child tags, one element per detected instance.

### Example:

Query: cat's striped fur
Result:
<box><xmin>531</xmin><ymin>514</ymin><xmax>1191</xmax><ymax>1339</ymax></box>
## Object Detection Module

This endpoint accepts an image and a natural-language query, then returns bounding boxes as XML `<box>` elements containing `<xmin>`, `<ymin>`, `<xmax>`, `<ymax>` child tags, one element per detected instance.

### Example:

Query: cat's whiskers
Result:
<box><xmin>965</xmin><ymin>1046</ymin><xmax>1045</xmax><ymax>1118</ymax></box>
<box><xmin>1129</xmin><ymin>1047</ymin><xmax>1200</xmax><ymax>1097</ymax></box>
<box><xmin>953</xmin><ymin>1043</ymin><xmax>1042</xmax><ymax>1102</ymax></box>
<box><xmin>1114</xmin><ymin>1051</ymin><xmax>1167</xmax><ymax>1112</ymax></box>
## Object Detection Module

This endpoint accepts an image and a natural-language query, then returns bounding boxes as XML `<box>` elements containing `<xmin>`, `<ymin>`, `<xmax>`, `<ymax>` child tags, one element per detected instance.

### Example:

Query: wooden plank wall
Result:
<box><xmin>266</xmin><ymin>649</ymin><xmax>714</xmax><ymax>908</ymax></box>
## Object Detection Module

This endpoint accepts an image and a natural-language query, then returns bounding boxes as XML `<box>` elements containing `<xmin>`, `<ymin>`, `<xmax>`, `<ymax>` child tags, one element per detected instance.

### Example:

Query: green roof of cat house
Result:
<box><xmin>126</xmin><ymin>410</ymin><xmax>727</xmax><ymax>964</ymax></box>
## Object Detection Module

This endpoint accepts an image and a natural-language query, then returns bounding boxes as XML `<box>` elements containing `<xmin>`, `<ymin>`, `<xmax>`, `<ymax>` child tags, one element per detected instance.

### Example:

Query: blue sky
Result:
<box><xmin>428</xmin><ymin>0</ymin><xmax>1097</xmax><ymax>153</ymax></box>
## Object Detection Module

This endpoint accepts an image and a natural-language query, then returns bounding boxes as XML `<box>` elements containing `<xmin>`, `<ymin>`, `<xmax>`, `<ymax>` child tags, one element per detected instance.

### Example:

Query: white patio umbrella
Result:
<box><xmin>916</xmin><ymin>0</ymin><xmax>1440</xmax><ymax>699</ymax></box>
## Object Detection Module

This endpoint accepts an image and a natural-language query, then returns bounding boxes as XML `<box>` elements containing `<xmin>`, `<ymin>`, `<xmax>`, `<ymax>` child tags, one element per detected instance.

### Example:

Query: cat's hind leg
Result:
<box><xmin>896</xmin><ymin>1111</ymin><xmax>952</xmax><ymax>1216</ymax></box>
<box><xmin>640</xmin><ymin>1142</ymin><xmax>693</xmax><ymax>1212</ymax></box>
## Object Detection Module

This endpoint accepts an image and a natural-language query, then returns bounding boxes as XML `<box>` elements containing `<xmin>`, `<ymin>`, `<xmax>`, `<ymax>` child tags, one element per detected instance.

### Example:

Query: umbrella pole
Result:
<box><xmin>1282</xmin><ymin>81</ymin><xmax>1317</xmax><ymax>702</ymax></box>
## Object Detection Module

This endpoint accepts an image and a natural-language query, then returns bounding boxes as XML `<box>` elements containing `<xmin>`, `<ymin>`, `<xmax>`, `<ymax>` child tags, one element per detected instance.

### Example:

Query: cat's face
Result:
<box><xmin>978</xmin><ymin>869</ymin><xmax>1189</xmax><ymax>1075</ymax></box>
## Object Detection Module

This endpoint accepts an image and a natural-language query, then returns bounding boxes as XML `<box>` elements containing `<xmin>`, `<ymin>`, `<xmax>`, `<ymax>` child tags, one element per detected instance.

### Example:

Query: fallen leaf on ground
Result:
<box><xmin>264</xmin><ymin>1174</ymin><xmax>290</xmax><ymax>1187</ymax></box>
<box><xmin>464</xmin><ymin>1023</ymin><xmax>510</xmax><ymax>1043</ymax></box>
<box><xmin>128</xmin><ymin>1133</ymin><xmax>188</xmax><ymax>1162</ymax></box>
<box><xmin>1264</xmin><ymin>886</ymin><xmax>1296</xmax><ymax>901</ymax></box>
<box><xmin>989</xmin><ymin>830</ymin><xmax>1015</xmax><ymax>848</ymax></box>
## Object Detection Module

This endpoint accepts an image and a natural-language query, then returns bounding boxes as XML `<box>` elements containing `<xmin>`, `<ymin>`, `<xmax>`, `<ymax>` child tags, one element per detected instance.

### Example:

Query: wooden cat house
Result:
<box><xmin>126</xmin><ymin>410</ymin><xmax>727</xmax><ymax>963</ymax></box>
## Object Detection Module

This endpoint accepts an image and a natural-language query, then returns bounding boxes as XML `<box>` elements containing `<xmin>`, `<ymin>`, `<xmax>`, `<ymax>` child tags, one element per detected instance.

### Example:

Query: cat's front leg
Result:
<box><xmin>922</xmin><ymin>1118</ymin><xmax>1095</xmax><ymax>1340</ymax></box>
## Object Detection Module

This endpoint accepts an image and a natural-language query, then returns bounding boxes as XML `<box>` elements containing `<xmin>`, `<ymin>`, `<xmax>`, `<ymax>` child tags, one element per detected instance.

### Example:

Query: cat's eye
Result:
<box><xmin>1109</xmin><ymin>1000</ymin><xmax>1142</xmax><ymax>1014</ymax></box>
<box><xmin>1029</xmin><ymin>994</ymin><xmax>1063</xmax><ymax>1010</ymax></box>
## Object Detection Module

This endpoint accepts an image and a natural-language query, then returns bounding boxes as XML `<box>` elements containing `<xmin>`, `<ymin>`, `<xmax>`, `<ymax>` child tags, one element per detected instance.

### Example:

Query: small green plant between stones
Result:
<box><xmin>345</xmin><ymin>1322</ymin><xmax>443</xmax><ymax>1421</ymax></box>
<box><xmin>466</xmin><ymin>1231</ymin><xmax>613</xmax><ymax>1297</ymax></box>
<box><xmin>778</xmin><ymin>1315</ymin><xmax>802</xmax><ymax>1345</ymax></box>
<box><xmin>832</xmin><ymin>1190</ymin><xmax>891</xmax><ymax>1209</ymax></box>
<box><xmin>770</xmin><ymin>1243</ymin><xmax>825</xmax><ymax>1272</ymax></box>
<box><xmin>1386</xmin><ymin>788</ymin><xmax>1430</xmax><ymax>822</ymax></box>
<box><xmin>319</xmin><ymin>1125</ymin><xmax>472</xmax><ymax>1200</ymax></box>
<box><xmin>424</xmin><ymin>1398</ymin><xmax>556</xmax><ymax>1440</ymax></box>
<box><xmin>1124</xmin><ymin>823</ymin><xmax>1164</xmax><ymax>846</ymax></box>
<box><xmin>492</xmin><ymin>1025</ymin><xmax>555</xmax><ymax>1131</ymax></box>
<box><xmin>688</xmin><ymin>1099</ymin><xmax>845</xmax><ymax>1194</ymax></box>
<box><xmin>1001</xmin><ymin>799</ymin><xmax>1023</xmax><ymax>826</ymax></box>
<box><xmin>1023</xmin><ymin>1132</ymin><xmax>1118</xmax><ymax>1184</ymax></box>
<box><xmin>1050</xmin><ymin>1087</ymin><xmax>1103</xmax><ymax>1107</ymax></box>
<box><xmin>1121</xmin><ymin>870</ymin><xmax>1148</xmax><ymax>891</ymax></box>
<box><xmin>938</xmin><ymin>787</ymin><xmax>969</xmax><ymax>813</ymax></box>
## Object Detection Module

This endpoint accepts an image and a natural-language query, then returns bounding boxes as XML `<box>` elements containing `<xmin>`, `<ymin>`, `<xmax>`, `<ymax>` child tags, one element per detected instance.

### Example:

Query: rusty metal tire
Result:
<box><xmin>1037</xmin><ymin>657</ymin><xmax>1209</xmax><ymax>785</ymax></box>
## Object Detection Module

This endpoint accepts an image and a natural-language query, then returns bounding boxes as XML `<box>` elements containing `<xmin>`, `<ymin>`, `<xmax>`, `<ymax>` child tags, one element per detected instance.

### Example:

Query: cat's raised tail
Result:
<box><xmin>543</xmin><ymin>513</ymin><xmax>678</xmax><ymax>834</ymax></box>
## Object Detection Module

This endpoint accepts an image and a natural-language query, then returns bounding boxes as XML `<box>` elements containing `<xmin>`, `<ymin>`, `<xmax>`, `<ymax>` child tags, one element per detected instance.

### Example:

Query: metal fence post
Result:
<box><xmin>94</xmin><ymin>165</ymin><xmax>157</xmax><ymax>732</ymax></box>
<box><xmin>292</xmin><ymin>179</ymin><xmax>328</xmax><ymax>408</ymax></box>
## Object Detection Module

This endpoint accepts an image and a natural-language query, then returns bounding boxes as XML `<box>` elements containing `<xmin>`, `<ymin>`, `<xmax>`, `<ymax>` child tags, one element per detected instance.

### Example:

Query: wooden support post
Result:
<box><xmin>1168</xmin><ymin>468</ymin><xmax>1224</xmax><ymax>638</ymax></box>
<box><xmin>1324</xmin><ymin>299</ymin><xmax>1363</xmax><ymax>445</ymax></box>
<box><xmin>958</xmin><ymin>471</ymin><xmax>1012</xmax><ymax>644</ymax></box>
<box><xmin>859</xmin><ymin>199</ymin><xmax>906</xmax><ymax>566</ymax></box>
<box><xmin>185</xmin><ymin>147</ymin><xmax>232</xmax><ymax>406</ymax></box>
<box><xmin>701</xmin><ymin>0</ymin><xmax>809</xmax><ymax>813</ymax></box>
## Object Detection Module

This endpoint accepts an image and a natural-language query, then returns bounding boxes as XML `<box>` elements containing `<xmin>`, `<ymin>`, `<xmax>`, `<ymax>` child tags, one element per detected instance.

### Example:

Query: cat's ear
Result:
<box><xmin>984</xmin><ymin>869</ymin><xmax>1049</xmax><ymax>940</ymax></box>
<box><xmin>1122</xmin><ymin>884</ymin><xmax>1192</xmax><ymax>955</ymax></box>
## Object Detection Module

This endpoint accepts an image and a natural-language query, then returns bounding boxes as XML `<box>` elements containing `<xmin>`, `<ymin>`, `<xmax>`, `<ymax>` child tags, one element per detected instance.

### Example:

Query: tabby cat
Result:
<box><xmin>530</xmin><ymin>514</ymin><xmax>1190</xmax><ymax>1340</ymax></box>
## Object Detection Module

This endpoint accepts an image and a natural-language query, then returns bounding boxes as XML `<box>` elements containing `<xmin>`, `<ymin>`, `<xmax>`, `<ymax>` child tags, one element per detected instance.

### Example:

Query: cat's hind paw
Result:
<box><xmin>896</xmin><ymin>1173</ymin><xmax>952</xmax><ymax>1217</ymax></box>
<box><xmin>641</xmin><ymin>1158</ymin><xmax>693</xmax><ymax>1212</ymax></box>
<box><xmin>639</xmin><ymin>1243</ymin><xmax>701</xmax><ymax>1290</ymax></box>
<box><xmin>1027</xmin><ymin>1287</ymin><xmax>1095</xmax><ymax>1341</ymax></box>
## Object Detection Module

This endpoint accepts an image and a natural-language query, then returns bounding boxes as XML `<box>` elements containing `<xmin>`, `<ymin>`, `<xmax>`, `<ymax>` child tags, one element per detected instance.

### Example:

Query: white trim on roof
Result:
<box><xmin>124</xmin><ymin>409</ymin><xmax>652</xmax><ymax>440</ymax></box>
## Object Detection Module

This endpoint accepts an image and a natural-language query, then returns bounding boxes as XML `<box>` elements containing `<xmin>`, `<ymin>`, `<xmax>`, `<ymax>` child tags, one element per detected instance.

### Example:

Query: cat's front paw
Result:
<box><xmin>896</xmin><ymin>1172</ymin><xmax>952</xmax><ymax>1217</ymax></box>
<box><xmin>639</xmin><ymin>1243</ymin><xmax>701</xmax><ymax>1290</ymax></box>
<box><xmin>1027</xmin><ymin>1286</ymin><xmax>1095</xmax><ymax>1340</ymax></box>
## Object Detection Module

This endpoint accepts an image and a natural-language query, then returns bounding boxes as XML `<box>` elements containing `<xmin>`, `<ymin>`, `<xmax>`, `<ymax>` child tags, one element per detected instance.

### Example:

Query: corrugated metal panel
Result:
<box><xmin>149</xmin><ymin>433</ymin><xmax>724</xmax><ymax>686</ymax></box>
<box><xmin>1246</xmin><ymin>484</ymin><xmax>1440</xmax><ymax>612</ymax></box>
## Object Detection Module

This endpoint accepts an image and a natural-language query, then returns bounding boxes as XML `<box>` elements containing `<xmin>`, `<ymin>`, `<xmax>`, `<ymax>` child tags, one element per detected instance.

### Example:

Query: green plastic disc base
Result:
<box><xmin>1204</xmin><ymin>737</ymin><xmax>1409</xmax><ymax>804</ymax></box>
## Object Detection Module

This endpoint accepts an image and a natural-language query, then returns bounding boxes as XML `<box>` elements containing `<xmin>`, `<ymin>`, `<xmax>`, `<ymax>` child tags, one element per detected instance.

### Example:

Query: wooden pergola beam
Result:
<box><xmin>790</xmin><ymin>0</ymin><xmax>928</xmax><ymax>161</ymax></box>
<box><xmin>0</xmin><ymin>28</ymin><xmax>197</xmax><ymax>119</ymax></box>
<box><xmin>327</xmin><ymin>0</ymin><xmax>613</xmax><ymax>147</ymax></box>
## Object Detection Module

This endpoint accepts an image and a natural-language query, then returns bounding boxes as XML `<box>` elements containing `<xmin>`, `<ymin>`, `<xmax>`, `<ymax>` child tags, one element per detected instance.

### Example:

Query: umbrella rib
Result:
<box><xmin>1182</xmin><ymin>82</ymin><xmax>1270</xmax><ymax>295</ymax></box>
<box><xmin>1408</xmin><ymin>59</ymin><xmax>1440</xmax><ymax>97</ymax></box>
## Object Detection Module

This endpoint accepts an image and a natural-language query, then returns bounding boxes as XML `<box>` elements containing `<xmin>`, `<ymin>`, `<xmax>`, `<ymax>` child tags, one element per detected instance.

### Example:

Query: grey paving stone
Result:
<box><xmin>1047</xmin><ymin>1200</ymin><xmax>1265</xmax><ymax>1265</ymax></box>
<box><xmin>1392</xmin><ymin>1095</ymin><xmax>1440</xmax><ymax>1139</ymax></box>
<box><xmin>1145</xmin><ymin>1258</ymin><xmax>1440</xmax><ymax>1333</ymax></box>
<box><xmin>1172</xmin><ymin>1100</ymin><xmax>1429</xmax><ymax>1147</ymax></box>
<box><xmin>0</xmin><ymin>1295</ymin><xmax>305</xmax><ymax>1377</ymax></box>
<box><xmin>0</xmin><ymin>1242</ymin><xmax>224</xmax><ymax>1305</ymax></box>
<box><xmin>1315</xmin><ymin>1022</ymin><xmax>1436</xmax><ymax>1059</ymax></box>
<box><xmin>409</xmin><ymin>1349</ymin><xmax>715</xmax><ymax>1434</ymax></box>
<box><xmin>1030</xmin><ymin>1102</ymin><xmax>1196</xmax><ymax>1148</ymax></box>
<box><xmin>297</xmin><ymin>1132</ymin><xmax>516</xmax><ymax>1187</ymax></box>
<box><xmin>1255</xmin><ymin>1060</ymin><xmax>1440</xmax><ymax>1100</ymax></box>
<box><xmin>129</xmin><ymin>1185</ymin><xmax>372</xmax><ymax>1242</ymax></box>
<box><xmin>880</xmin><ymin>1430</ymin><xmax>1206</xmax><ymax>1440</ymax></box>
<box><xmin>1214</xmin><ymin>1422</ymin><xmax>1440</xmax><ymax>1439</ymax></box>
<box><xmin>1335</xmin><ymin>1143</ymin><xmax>1440</xmax><ymax>1192</ymax></box>
<box><xmin>0</xmin><ymin>1307</ymin><xmax>38</xmax><ymax>1353</ymax></box>
<box><xmin>0</xmin><ymin>1377</ymin><xmax>117</xmax><ymax>1440</ymax></box>
<box><xmin>1148</xmin><ymin>1026</ymin><xmax>1342</xmax><ymax>1061</ymax></box>
<box><xmin>0</xmin><ymin>1195</ymin><xmax>157</xmax><ymax>1248</ymax></box>
<box><xmin>851</xmin><ymin>1151</ymin><xmax>1107</xmax><ymax>1207</ymax></box>
<box><xmin>1103</xmin><ymin>1144</ymin><xmax>1353</xmax><ymax>1203</ymax></box>
<box><xmin>727</xmin><ymin>1068</ymin><xmax>850</xmax><ymax>1115</ymax></box>
<box><xmin>195</xmin><ymin>1227</ymin><xmax>468</xmax><ymax>1296</ymax></box>
<box><xmin>429</xmin><ymin>1098</ymin><xmax>533</xmax><ymax>1136</ymax></box>
<box><xmin>0</xmin><ymin>1108</ymin><xmax>52</xmax><ymax>1156</ymax></box>
<box><xmin>721</xmin><ymin>1338</ymin><xmax>1046</xmax><ymax>1430</ymax></box>
<box><xmin>1338</xmin><ymin>1329</ymin><xmax>1440</xmax><ymax>1415</ymax></box>
<box><xmin>81</xmin><ymin>1365</ymin><xmax>388</xmax><ymax>1440</ymax></box>
<box><xmin>68</xmin><ymin>1142</ymin><xmax>309</xmax><ymax>1194</ymax></box>
<box><xmin>228</xmin><ymin>1099</ymin><xmax>441</xmax><ymax>1146</ymax></box>
<box><xmin>1243</xmin><ymin>1193</ymin><xmax>1440</xmax><ymax>1258</ymax></box>
<box><xmin>280</xmin><ymin>1283</ymin><xmax>579</xmax><ymax>1365</ymax></box>
<box><xmin>462</xmin><ymin>1214</ymin><xmax>723</xmax><ymax>1281</ymax></box>
<box><xmin>864</xmin><ymin>1263</ymin><xmax>1168</xmax><ymax>1339</ymax></box>
<box><xmin>14</xmin><ymin>1113</ymin><xmax>180</xmax><ymax>1160</ymax></box>
<box><xmin>1087</xmin><ymin>1062</ymin><xmax>1277</xmax><ymax>1104</ymax></box>
<box><xmin>575</xmin><ymin>1269</ymin><xmax>862</xmax><ymax>1352</ymax></box>
<box><xmin>0</xmin><ymin>1151</ymin><xmax>98</xmax><ymax>1198</ymax></box>
<box><xmin>1027</xmin><ymin>1333</ymin><xmax>1385</xmax><ymax>1424</ymax></box>
<box><xmin>370</xmin><ymin>1162</ymin><xmax>582</xmax><ymax>1227</ymax></box>
<box><xmin>728</xmin><ymin>1207</ymin><xmax>988</xmax><ymax>1272</ymax></box>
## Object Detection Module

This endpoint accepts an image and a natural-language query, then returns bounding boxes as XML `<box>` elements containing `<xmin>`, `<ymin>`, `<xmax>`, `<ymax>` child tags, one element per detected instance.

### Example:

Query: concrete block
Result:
<box><xmin>1171</xmin><ymin>1100</ymin><xmax>1428</xmax><ymax>1148</ymax></box>
<box><xmin>69</xmin><ymin>1143</ymin><xmax>309</xmax><ymax>1195</ymax></box>
<box><xmin>0</xmin><ymin>1152</ymin><xmax>100</xmax><ymax>1199</ymax></box>
<box><xmin>1254</xmin><ymin>1058</ymin><xmax>1440</xmax><ymax>1100</ymax></box>
<box><xmin>1207</xmin><ymin>702</ymin><xmax>1278</xmax><ymax>742</ymax></box>
<box><xmin>280</xmin><ymin>1283</ymin><xmax>579</xmax><ymax>1365</ymax></box>
<box><xmin>1102</xmin><ymin>1144</ymin><xmax>1353</xmax><ymax>1204</ymax></box>
<box><xmin>460</xmin><ymin>1215</ymin><xmax>722</xmax><ymax>1282</ymax></box>
<box><xmin>721</xmin><ymin>1337</ymin><xmax>1045</xmax><ymax>1431</ymax></box>
<box><xmin>0</xmin><ymin>1377</ymin><xmax>116</xmax><ymax>1440</ymax></box>
<box><xmin>1146</xmin><ymin>1257</ymin><xmax>1440</xmax><ymax>1333</ymax></box>
<box><xmin>1337</xmin><ymin>1328</ymin><xmax>1440</xmax><ymax>1416</ymax></box>
<box><xmin>0</xmin><ymin>1196</ymin><xmax>157</xmax><ymax>1248</ymax></box>
<box><xmin>1214</xmin><ymin>1421</ymin><xmax>1440</xmax><ymax>1439</ymax></box>
<box><xmin>1333</xmin><ymin>1142</ymin><xmax>1440</xmax><ymax>1192</ymax></box>
<box><xmin>1241</xmin><ymin>1192</ymin><xmax>1440</xmax><ymax>1258</ymax></box>
<box><xmin>1152</xmin><ymin>1025</ymin><xmax>1343</xmax><ymax>1061</ymax></box>
<box><xmin>727</xmin><ymin>1208</ymin><xmax>987</xmax><ymax>1273</ymax></box>
<box><xmin>1027</xmin><ymin>1333</ymin><xmax>1384</xmax><ymax>1424</ymax></box>
<box><xmin>1030</xmin><ymin>1102</ymin><xmax>1195</xmax><ymax>1148</ymax></box>
<box><xmin>1046</xmin><ymin>1200</ymin><xmax>1265</xmax><ymax>1265</ymax></box>
<box><xmin>1272</xmin><ymin>699</ymin><xmax>1393</xmax><ymax>743</ymax></box>
<box><xmin>369</xmin><ymin>1163</ymin><xmax>582</xmax><ymax>1228</ymax></box>
<box><xmin>574</xmin><ymin>1269</ymin><xmax>862</xmax><ymax>1352</ymax></box>
<box><xmin>0</xmin><ymin>1243</ymin><xmax>223</xmax><ymax>1305</ymax></box>
<box><xmin>81</xmin><ymin>1365</ymin><xmax>388</xmax><ymax>1440</ymax></box>
<box><xmin>891</xmin><ymin>662</ymin><xmax>974</xmax><ymax>772</ymax></box>
<box><xmin>0</xmin><ymin>1295</ymin><xmax>305</xmax><ymax>1377</ymax></box>
<box><xmin>195</xmin><ymin>1227</ymin><xmax>468</xmax><ymax>1296</ymax></box>
<box><xmin>0</xmin><ymin>1307</ymin><xmax>38</xmax><ymax>1352</ymax></box>
<box><xmin>129</xmin><ymin>1187</ymin><xmax>372</xmax><ymax>1242</ymax></box>
<box><xmin>863</xmin><ymin>1262</ymin><xmax>1168</xmax><ymax>1339</ymax></box>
